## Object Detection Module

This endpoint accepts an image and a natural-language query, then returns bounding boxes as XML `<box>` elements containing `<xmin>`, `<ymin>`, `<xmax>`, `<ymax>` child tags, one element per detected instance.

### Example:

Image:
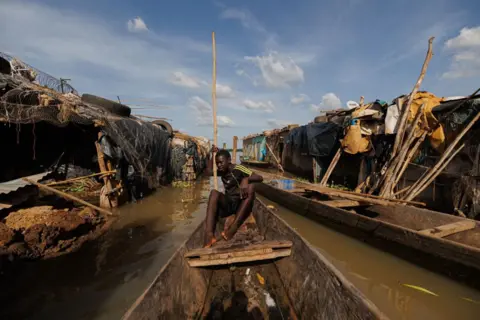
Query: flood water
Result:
<box><xmin>1</xmin><ymin>176</ymin><xmax>480</xmax><ymax>319</ymax></box>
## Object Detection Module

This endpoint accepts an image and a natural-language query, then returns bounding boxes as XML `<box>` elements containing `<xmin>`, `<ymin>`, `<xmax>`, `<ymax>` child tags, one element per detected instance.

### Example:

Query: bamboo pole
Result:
<box><xmin>380</xmin><ymin>104</ymin><xmax>426</xmax><ymax>196</ymax></box>
<box><xmin>404</xmin><ymin>111</ymin><xmax>480</xmax><ymax>201</ymax></box>
<box><xmin>320</xmin><ymin>148</ymin><xmax>342</xmax><ymax>186</ymax></box>
<box><xmin>265</xmin><ymin>142</ymin><xmax>284</xmax><ymax>173</ymax></box>
<box><xmin>23</xmin><ymin>178</ymin><xmax>113</xmax><ymax>216</ymax></box>
<box><xmin>212</xmin><ymin>31</ymin><xmax>218</xmax><ymax>190</ymax></box>
<box><xmin>46</xmin><ymin>170</ymin><xmax>116</xmax><ymax>186</ymax></box>
<box><xmin>392</xmin><ymin>37</ymin><xmax>435</xmax><ymax>158</ymax></box>
<box><xmin>390</xmin><ymin>132</ymin><xmax>427</xmax><ymax>192</ymax></box>
<box><xmin>406</xmin><ymin>144</ymin><xmax>465</xmax><ymax>202</ymax></box>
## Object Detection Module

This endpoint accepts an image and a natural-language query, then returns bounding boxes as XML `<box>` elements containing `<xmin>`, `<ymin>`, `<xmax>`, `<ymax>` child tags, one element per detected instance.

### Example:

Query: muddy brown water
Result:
<box><xmin>1</xmin><ymin>177</ymin><xmax>479</xmax><ymax>319</ymax></box>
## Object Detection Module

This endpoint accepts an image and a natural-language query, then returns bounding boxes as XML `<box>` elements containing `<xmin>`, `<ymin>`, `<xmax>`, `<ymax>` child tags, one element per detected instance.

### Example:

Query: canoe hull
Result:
<box><xmin>256</xmin><ymin>182</ymin><xmax>480</xmax><ymax>288</ymax></box>
<box><xmin>123</xmin><ymin>198</ymin><xmax>387</xmax><ymax>319</ymax></box>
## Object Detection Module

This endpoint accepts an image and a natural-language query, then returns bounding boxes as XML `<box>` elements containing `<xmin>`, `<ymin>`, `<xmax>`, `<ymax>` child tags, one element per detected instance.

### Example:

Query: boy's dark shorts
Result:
<box><xmin>219</xmin><ymin>195</ymin><xmax>241</xmax><ymax>218</ymax></box>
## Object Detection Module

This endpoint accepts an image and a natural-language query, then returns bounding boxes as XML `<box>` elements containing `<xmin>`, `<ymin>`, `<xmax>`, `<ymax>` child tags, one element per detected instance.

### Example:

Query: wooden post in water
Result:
<box><xmin>211</xmin><ymin>31</ymin><xmax>218</xmax><ymax>190</ymax></box>
<box><xmin>232</xmin><ymin>136</ymin><xmax>238</xmax><ymax>164</ymax></box>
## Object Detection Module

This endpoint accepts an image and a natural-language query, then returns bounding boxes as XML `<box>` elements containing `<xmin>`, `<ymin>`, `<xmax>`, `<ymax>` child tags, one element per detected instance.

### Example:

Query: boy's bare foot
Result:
<box><xmin>204</xmin><ymin>232</ymin><xmax>217</xmax><ymax>248</ymax></box>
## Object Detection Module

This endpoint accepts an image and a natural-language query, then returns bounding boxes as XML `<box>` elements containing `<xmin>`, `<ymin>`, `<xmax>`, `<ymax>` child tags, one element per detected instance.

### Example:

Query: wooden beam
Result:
<box><xmin>304</xmin><ymin>186</ymin><xmax>425</xmax><ymax>207</ymax></box>
<box><xmin>0</xmin><ymin>203</ymin><xmax>12</xmax><ymax>209</ymax></box>
<box><xmin>186</xmin><ymin>248</ymin><xmax>291</xmax><ymax>267</ymax></box>
<box><xmin>320</xmin><ymin>148</ymin><xmax>342</xmax><ymax>186</ymax></box>
<box><xmin>318</xmin><ymin>200</ymin><xmax>367</xmax><ymax>208</ymax></box>
<box><xmin>286</xmin><ymin>188</ymin><xmax>309</xmax><ymax>194</ymax></box>
<box><xmin>185</xmin><ymin>240</ymin><xmax>292</xmax><ymax>257</ymax></box>
<box><xmin>266</xmin><ymin>142</ymin><xmax>284</xmax><ymax>172</ymax></box>
<box><xmin>46</xmin><ymin>170</ymin><xmax>116</xmax><ymax>186</ymax></box>
<box><xmin>418</xmin><ymin>220</ymin><xmax>476</xmax><ymax>238</ymax></box>
<box><xmin>22</xmin><ymin>178</ymin><xmax>113</xmax><ymax>216</ymax></box>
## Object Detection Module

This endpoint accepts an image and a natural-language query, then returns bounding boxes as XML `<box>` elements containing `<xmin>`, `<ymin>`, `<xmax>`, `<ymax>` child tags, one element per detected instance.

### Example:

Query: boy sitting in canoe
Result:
<box><xmin>204</xmin><ymin>146</ymin><xmax>263</xmax><ymax>247</ymax></box>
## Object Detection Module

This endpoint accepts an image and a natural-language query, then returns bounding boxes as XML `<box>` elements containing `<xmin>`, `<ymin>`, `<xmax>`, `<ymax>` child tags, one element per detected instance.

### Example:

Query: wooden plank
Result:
<box><xmin>187</xmin><ymin>248</ymin><xmax>292</xmax><ymax>267</ymax></box>
<box><xmin>320</xmin><ymin>148</ymin><xmax>342</xmax><ymax>186</ymax></box>
<box><xmin>418</xmin><ymin>220</ymin><xmax>476</xmax><ymax>238</ymax></box>
<box><xmin>286</xmin><ymin>188</ymin><xmax>308</xmax><ymax>194</ymax></box>
<box><xmin>0</xmin><ymin>203</ymin><xmax>12</xmax><ymax>209</ymax></box>
<box><xmin>22</xmin><ymin>178</ymin><xmax>113</xmax><ymax>216</ymax></box>
<box><xmin>319</xmin><ymin>200</ymin><xmax>367</xmax><ymax>208</ymax></box>
<box><xmin>304</xmin><ymin>186</ymin><xmax>425</xmax><ymax>207</ymax></box>
<box><xmin>184</xmin><ymin>240</ymin><xmax>292</xmax><ymax>258</ymax></box>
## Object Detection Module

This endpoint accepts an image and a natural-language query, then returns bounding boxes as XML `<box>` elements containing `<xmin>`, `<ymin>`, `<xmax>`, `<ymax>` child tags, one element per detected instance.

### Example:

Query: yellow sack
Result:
<box><xmin>341</xmin><ymin>121</ymin><xmax>371</xmax><ymax>154</ymax></box>
<box><xmin>408</xmin><ymin>92</ymin><xmax>445</xmax><ymax>149</ymax></box>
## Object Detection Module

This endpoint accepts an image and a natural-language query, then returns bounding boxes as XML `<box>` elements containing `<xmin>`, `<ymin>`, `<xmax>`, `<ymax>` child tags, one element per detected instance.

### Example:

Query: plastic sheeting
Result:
<box><xmin>102</xmin><ymin>118</ymin><xmax>171</xmax><ymax>178</ymax></box>
<box><xmin>285</xmin><ymin>122</ymin><xmax>342</xmax><ymax>157</ymax></box>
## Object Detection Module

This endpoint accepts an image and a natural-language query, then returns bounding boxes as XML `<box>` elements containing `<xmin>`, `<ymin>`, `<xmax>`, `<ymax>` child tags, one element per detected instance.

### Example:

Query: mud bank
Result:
<box><xmin>0</xmin><ymin>205</ymin><xmax>113</xmax><ymax>264</ymax></box>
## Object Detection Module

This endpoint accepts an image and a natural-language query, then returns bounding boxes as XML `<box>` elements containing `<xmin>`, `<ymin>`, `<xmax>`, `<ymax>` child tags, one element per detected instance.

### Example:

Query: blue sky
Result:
<box><xmin>1</xmin><ymin>0</ymin><xmax>479</xmax><ymax>146</ymax></box>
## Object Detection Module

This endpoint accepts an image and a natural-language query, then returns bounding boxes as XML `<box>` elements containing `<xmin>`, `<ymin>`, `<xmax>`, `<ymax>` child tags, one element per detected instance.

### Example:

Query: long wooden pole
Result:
<box><xmin>392</xmin><ymin>37</ymin><xmax>434</xmax><ymax>158</ymax></box>
<box><xmin>266</xmin><ymin>142</ymin><xmax>284</xmax><ymax>173</ymax></box>
<box><xmin>320</xmin><ymin>148</ymin><xmax>342</xmax><ymax>186</ymax></box>
<box><xmin>380</xmin><ymin>103</ymin><xmax>426</xmax><ymax>197</ymax></box>
<box><xmin>404</xmin><ymin>111</ymin><xmax>480</xmax><ymax>201</ymax></box>
<box><xmin>23</xmin><ymin>178</ymin><xmax>113</xmax><ymax>216</ymax></box>
<box><xmin>406</xmin><ymin>144</ymin><xmax>465</xmax><ymax>201</ymax></box>
<box><xmin>212</xmin><ymin>31</ymin><xmax>218</xmax><ymax>190</ymax></box>
<box><xmin>254</xmin><ymin>169</ymin><xmax>426</xmax><ymax>206</ymax></box>
<box><xmin>46</xmin><ymin>170</ymin><xmax>116</xmax><ymax>186</ymax></box>
<box><xmin>391</xmin><ymin>132</ymin><xmax>427</xmax><ymax>192</ymax></box>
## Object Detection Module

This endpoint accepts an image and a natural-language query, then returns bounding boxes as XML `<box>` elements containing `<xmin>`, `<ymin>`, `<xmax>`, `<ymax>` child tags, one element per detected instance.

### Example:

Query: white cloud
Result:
<box><xmin>217</xmin><ymin>115</ymin><xmax>235</xmax><ymax>127</ymax></box>
<box><xmin>127</xmin><ymin>17</ymin><xmax>149</xmax><ymax>33</ymax></box>
<box><xmin>310</xmin><ymin>93</ymin><xmax>342</xmax><ymax>112</ymax></box>
<box><xmin>189</xmin><ymin>96</ymin><xmax>234</xmax><ymax>127</ymax></box>
<box><xmin>245</xmin><ymin>51</ymin><xmax>304</xmax><ymax>88</ymax></box>
<box><xmin>443</xmin><ymin>26</ymin><xmax>480</xmax><ymax>79</ymax></box>
<box><xmin>220</xmin><ymin>8</ymin><xmax>266</xmax><ymax>34</ymax></box>
<box><xmin>290</xmin><ymin>93</ymin><xmax>310</xmax><ymax>105</ymax></box>
<box><xmin>169</xmin><ymin>71</ymin><xmax>203</xmax><ymax>88</ymax></box>
<box><xmin>445</xmin><ymin>27</ymin><xmax>480</xmax><ymax>49</ymax></box>
<box><xmin>216</xmin><ymin>83</ymin><xmax>235</xmax><ymax>98</ymax></box>
<box><xmin>0</xmin><ymin>1</ymin><xmax>213</xmax><ymax>100</ymax></box>
<box><xmin>266</xmin><ymin>119</ymin><xmax>291</xmax><ymax>128</ymax></box>
<box><xmin>243</xmin><ymin>99</ymin><xmax>275</xmax><ymax>113</ymax></box>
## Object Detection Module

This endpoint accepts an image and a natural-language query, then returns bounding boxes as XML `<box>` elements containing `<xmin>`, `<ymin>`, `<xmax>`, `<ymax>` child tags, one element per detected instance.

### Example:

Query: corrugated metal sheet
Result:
<box><xmin>0</xmin><ymin>171</ymin><xmax>52</xmax><ymax>195</ymax></box>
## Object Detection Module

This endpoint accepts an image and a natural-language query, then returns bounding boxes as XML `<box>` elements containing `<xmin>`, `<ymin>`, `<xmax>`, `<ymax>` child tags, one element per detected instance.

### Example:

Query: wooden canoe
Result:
<box><xmin>255</xmin><ymin>180</ymin><xmax>480</xmax><ymax>288</ymax></box>
<box><xmin>123</xmin><ymin>198</ymin><xmax>387</xmax><ymax>319</ymax></box>
<box><xmin>240</xmin><ymin>156</ymin><xmax>271</xmax><ymax>168</ymax></box>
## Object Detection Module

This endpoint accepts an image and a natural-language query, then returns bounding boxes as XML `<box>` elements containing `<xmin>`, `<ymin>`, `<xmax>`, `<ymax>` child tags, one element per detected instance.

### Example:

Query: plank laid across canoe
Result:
<box><xmin>251</xmin><ymin>168</ymin><xmax>480</xmax><ymax>287</ymax></box>
<box><xmin>123</xmin><ymin>199</ymin><xmax>387</xmax><ymax>319</ymax></box>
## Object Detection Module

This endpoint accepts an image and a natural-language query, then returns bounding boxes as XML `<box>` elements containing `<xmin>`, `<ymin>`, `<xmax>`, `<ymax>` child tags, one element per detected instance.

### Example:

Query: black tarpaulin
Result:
<box><xmin>103</xmin><ymin>118</ymin><xmax>171</xmax><ymax>177</ymax></box>
<box><xmin>285</xmin><ymin>122</ymin><xmax>342</xmax><ymax>157</ymax></box>
<box><xmin>307</xmin><ymin>122</ymin><xmax>342</xmax><ymax>157</ymax></box>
